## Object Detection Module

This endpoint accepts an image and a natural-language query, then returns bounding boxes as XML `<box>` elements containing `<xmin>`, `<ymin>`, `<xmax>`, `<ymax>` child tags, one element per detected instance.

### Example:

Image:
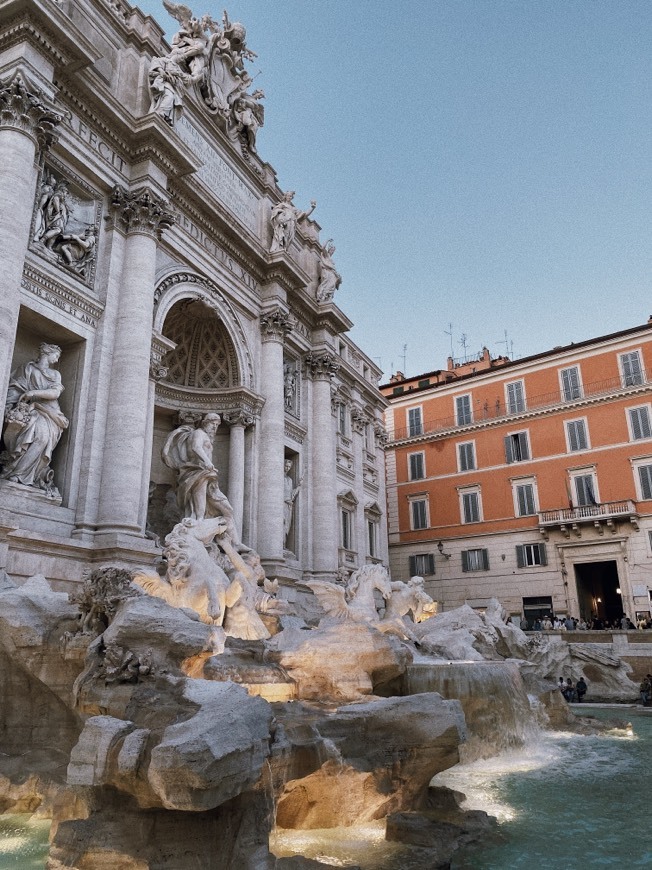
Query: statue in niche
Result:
<box><xmin>283</xmin><ymin>362</ymin><xmax>297</xmax><ymax>411</ymax></box>
<box><xmin>316</xmin><ymin>239</ymin><xmax>341</xmax><ymax>303</ymax></box>
<box><xmin>32</xmin><ymin>174</ymin><xmax>97</xmax><ymax>279</ymax></box>
<box><xmin>283</xmin><ymin>459</ymin><xmax>302</xmax><ymax>549</ymax></box>
<box><xmin>0</xmin><ymin>343</ymin><xmax>68</xmax><ymax>499</ymax></box>
<box><xmin>162</xmin><ymin>412</ymin><xmax>243</xmax><ymax>548</ymax></box>
<box><xmin>269</xmin><ymin>191</ymin><xmax>316</xmax><ymax>253</ymax></box>
<box><xmin>155</xmin><ymin>3</ymin><xmax>262</xmax><ymax>151</ymax></box>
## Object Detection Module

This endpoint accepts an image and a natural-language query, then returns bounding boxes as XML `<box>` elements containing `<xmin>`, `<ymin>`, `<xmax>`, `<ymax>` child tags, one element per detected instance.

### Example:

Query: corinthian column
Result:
<box><xmin>0</xmin><ymin>73</ymin><xmax>63</xmax><ymax>410</ymax></box>
<box><xmin>305</xmin><ymin>351</ymin><xmax>340</xmax><ymax>578</ymax></box>
<box><xmin>96</xmin><ymin>186</ymin><xmax>175</xmax><ymax>536</ymax></box>
<box><xmin>257</xmin><ymin>308</ymin><xmax>293</xmax><ymax>563</ymax></box>
<box><xmin>223</xmin><ymin>409</ymin><xmax>254</xmax><ymax>539</ymax></box>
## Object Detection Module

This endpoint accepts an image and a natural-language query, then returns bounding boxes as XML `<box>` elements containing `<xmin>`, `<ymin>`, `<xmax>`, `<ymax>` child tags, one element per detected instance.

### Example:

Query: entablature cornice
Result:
<box><xmin>154</xmin><ymin>383</ymin><xmax>264</xmax><ymax>417</ymax></box>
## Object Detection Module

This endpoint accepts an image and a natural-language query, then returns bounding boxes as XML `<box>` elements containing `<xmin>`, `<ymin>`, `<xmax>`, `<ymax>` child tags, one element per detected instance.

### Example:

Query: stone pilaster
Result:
<box><xmin>351</xmin><ymin>407</ymin><xmax>370</xmax><ymax>566</ymax></box>
<box><xmin>305</xmin><ymin>351</ymin><xmax>340</xmax><ymax>577</ymax></box>
<box><xmin>0</xmin><ymin>73</ymin><xmax>63</xmax><ymax>412</ymax></box>
<box><xmin>96</xmin><ymin>186</ymin><xmax>175</xmax><ymax>536</ymax></box>
<box><xmin>223</xmin><ymin>409</ymin><xmax>254</xmax><ymax>538</ymax></box>
<box><xmin>257</xmin><ymin>308</ymin><xmax>293</xmax><ymax>563</ymax></box>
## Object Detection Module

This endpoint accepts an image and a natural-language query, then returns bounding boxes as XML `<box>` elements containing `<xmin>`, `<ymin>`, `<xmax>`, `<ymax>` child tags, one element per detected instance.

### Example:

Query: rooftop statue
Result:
<box><xmin>1</xmin><ymin>343</ymin><xmax>68</xmax><ymax>499</ymax></box>
<box><xmin>269</xmin><ymin>191</ymin><xmax>316</xmax><ymax>253</ymax></box>
<box><xmin>315</xmin><ymin>239</ymin><xmax>341</xmax><ymax>303</ymax></box>
<box><xmin>152</xmin><ymin>2</ymin><xmax>264</xmax><ymax>150</ymax></box>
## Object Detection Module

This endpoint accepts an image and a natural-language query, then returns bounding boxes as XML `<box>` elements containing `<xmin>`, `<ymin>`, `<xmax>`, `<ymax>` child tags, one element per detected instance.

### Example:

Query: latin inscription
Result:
<box><xmin>64</xmin><ymin>111</ymin><xmax>127</xmax><ymax>176</ymax></box>
<box><xmin>22</xmin><ymin>276</ymin><xmax>100</xmax><ymax>328</ymax></box>
<box><xmin>177</xmin><ymin>213</ymin><xmax>258</xmax><ymax>292</ymax></box>
<box><xmin>176</xmin><ymin>116</ymin><xmax>260</xmax><ymax>234</ymax></box>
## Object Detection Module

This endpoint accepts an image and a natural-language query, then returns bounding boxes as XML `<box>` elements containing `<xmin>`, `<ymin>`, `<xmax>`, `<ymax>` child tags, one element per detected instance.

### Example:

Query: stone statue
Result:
<box><xmin>134</xmin><ymin>516</ymin><xmax>242</xmax><ymax>626</ymax></box>
<box><xmin>162</xmin><ymin>413</ymin><xmax>239</xmax><ymax>542</ymax></box>
<box><xmin>155</xmin><ymin>3</ymin><xmax>260</xmax><ymax>144</ymax></box>
<box><xmin>316</xmin><ymin>239</ymin><xmax>341</xmax><ymax>303</ymax></box>
<box><xmin>384</xmin><ymin>577</ymin><xmax>437</xmax><ymax>624</ymax></box>
<box><xmin>40</xmin><ymin>180</ymin><xmax>70</xmax><ymax>250</ymax></box>
<box><xmin>283</xmin><ymin>363</ymin><xmax>297</xmax><ymax>411</ymax></box>
<box><xmin>148</xmin><ymin>49</ymin><xmax>190</xmax><ymax>126</ymax></box>
<box><xmin>283</xmin><ymin>459</ymin><xmax>302</xmax><ymax>546</ymax></box>
<box><xmin>1</xmin><ymin>343</ymin><xmax>69</xmax><ymax>499</ymax></box>
<box><xmin>269</xmin><ymin>191</ymin><xmax>316</xmax><ymax>253</ymax></box>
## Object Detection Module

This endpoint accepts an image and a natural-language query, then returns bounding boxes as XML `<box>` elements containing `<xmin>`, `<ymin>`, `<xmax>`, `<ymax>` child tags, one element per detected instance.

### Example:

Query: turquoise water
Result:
<box><xmin>0</xmin><ymin>815</ymin><xmax>50</xmax><ymax>869</ymax></box>
<box><xmin>437</xmin><ymin>706</ymin><xmax>652</xmax><ymax>869</ymax></box>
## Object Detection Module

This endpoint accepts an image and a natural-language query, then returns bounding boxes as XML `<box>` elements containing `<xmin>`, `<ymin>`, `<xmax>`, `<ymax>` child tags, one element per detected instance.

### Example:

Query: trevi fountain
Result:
<box><xmin>0</xmin><ymin>1</ymin><xmax>649</xmax><ymax>868</ymax></box>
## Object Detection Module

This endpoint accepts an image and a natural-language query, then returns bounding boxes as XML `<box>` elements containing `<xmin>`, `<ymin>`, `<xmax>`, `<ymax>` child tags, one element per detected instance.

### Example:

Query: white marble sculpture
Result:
<box><xmin>153</xmin><ymin>2</ymin><xmax>262</xmax><ymax>147</ymax></box>
<box><xmin>269</xmin><ymin>191</ymin><xmax>316</xmax><ymax>253</ymax></box>
<box><xmin>0</xmin><ymin>343</ymin><xmax>68</xmax><ymax>498</ymax></box>
<box><xmin>283</xmin><ymin>363</ymin><xmax>297</xmax><ymax>411</ymax></box>
<box><xmin>385</xmin><ymin>576</ymin><xmax>437</xmax><ymax>624</ymax></box>
<box><xmin>133</xmin><ymin>517</ymin><xmax>242</xmax><ymax>626</ymax></box>
<box><xmin>162</xmin><ymin>413</ymin><xmax>240</xmax><ymax>546</ymax></box>
<box><xmin>283</xmin><ymin>459</ymin><xmax>302</xmax><ymax>547</ymax></box>
<box><xmin>316</xmin><ymin>239</ymin><xmax>341</xmax><ymax>303</ymax></box>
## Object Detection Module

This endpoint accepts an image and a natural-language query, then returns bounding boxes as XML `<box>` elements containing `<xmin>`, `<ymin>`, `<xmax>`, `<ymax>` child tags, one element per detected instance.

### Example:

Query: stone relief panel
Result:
<box><xmin>30</xmin><ymin>163</ymin><xmax>101</xmax><ymax>288</ymax></box>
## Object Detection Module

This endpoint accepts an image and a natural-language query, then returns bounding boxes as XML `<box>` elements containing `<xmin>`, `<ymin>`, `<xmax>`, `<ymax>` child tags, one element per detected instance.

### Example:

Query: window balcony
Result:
<box><xmin>538</xmin><ymin>500</ymin><xmax>639</xmax><ymax>539</ymax></box>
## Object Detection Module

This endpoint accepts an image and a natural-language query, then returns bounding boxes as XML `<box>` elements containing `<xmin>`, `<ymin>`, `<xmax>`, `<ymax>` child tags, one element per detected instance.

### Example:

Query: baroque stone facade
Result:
<box><xmin>0</xmin><ymin>0</ymin><xmax>388</xmax><ymax>592</ymax></box>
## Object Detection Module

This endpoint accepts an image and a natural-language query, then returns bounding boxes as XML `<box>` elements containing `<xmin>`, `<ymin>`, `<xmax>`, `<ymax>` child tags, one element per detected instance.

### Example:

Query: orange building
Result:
<box><xmin>381</xmin><ymin>321</ymin><xmax>652</xmax><ymax>624</ymax></box>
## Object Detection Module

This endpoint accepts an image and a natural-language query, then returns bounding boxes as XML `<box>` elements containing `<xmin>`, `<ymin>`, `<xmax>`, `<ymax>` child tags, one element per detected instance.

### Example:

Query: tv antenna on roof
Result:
<box><xmin>444</xmin><ymin>323</ymin><xmax>454</xmax><ymax>358</ymax></box>
<box><xmin>459</xmin><ymin>333</ymin><xmax>469</xmax><ymax>361</ymax></box>
<box><xmin>498</xmin><ymin>329</ymin><xmax>514</xmax><ymax>359</ymax></box>
<box><xmin>400</xmin><ymin>343</ymin><xmax>407</xmax><ymax>374</ymax></box>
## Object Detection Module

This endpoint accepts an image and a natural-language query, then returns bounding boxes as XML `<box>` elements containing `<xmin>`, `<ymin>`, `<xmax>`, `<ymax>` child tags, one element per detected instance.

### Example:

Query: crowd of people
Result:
<box><xmin>558</xmin><ymin>676</ymin><xmax>588</xmax><ymax>702</ymax></box>
<box><xmin>520</xmin><ymin>614</ymin><xmax>649</xmax><ymax>632</ymax></box>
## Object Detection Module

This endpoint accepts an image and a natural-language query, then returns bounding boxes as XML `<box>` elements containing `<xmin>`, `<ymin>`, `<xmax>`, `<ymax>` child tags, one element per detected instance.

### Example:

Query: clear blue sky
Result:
<box><xmin>136</xmin><ymin>0</ymin><xmax>652</xmax><ymax>379</ymax></box>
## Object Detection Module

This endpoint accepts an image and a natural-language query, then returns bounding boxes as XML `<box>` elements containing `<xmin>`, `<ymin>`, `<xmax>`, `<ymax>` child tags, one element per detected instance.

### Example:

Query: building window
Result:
<box><xmin>408</xmin><ymin>451</ymin><xmax>425</xmax><ymax>480</ymax></box>
<box><xmin>418</xmin><ymin>378</ymin><xmax>430</xmax><ymax>388</ymax></box>
<box><xmin>461</xmin><ymin>548</ymin><xmax>490</xmax><ymax>571</ymax></box>
<box><xmin>455</xmin><ymin>394</ymin><xmax>473</xmax><ymax>426</ymax></box>
<box><xmin>504</xmin><ymin>431</ymin><xmax>530</xmax><ymax>463</ymax></box>
<box><xmin>408</xmin><ymin>406</ymin><xmax>423</xmax><ymax>437</ymax></box>
<box><xmin>367</xmin><ymin>519</ymin><xmax>378</xmax><ymax>557</ymax></box>
<box><xmin>514</xmin><ymin>481</ymin><xmax>537</xmax><ymax>516</ymax></box>
<box><xmin>572</xmin><ymin>473</ymin><xmax>598</xmax><ymax>507</ymax></box>
<box><xmin>506</xmin><ymin>380</ymin><xmax>526</xmax><ymax>414</ymax></box>
<box><xmin>620</xmin><ymin>350</ymin><xmax>644</xmax><ymax>387</ymax></box>
<box><xmin>460</xmin><ymin>489</ymin><xmax>481</xmax><ymax>524</ymax></box>
<box><xmin>566</xmin><ymin>418</ymin><xmax>589</xmax><ymax>452</ymax></box>
<box><xmin>341</xmin><ymin>509</ymin><xmax>353</xmax><ymax>550</ymax></box>
<box><xmin>409</xmin><ymin>553</ymin><xmax>435</xmax><ymax>576</ymax></box>
<box><xmin>458</xmin><ymin>441</ymin><xmax>476</xmax><ymax>472</ymax></box>
<box><xmin>560</xmin><ymin>366</ymin><xmax>582</xmax><ymax>401</ymax></box>
<box><xmin>516</xmin><ymin>543</ymin><xmax>548</xmax><ymax>567</ymax></box>
<box><xmin>628</xmin><ymin>406</ymin><xmax>652</xmax><ymax>441</ymax></box>
<box><xmin>637</xmin><ymin>464</ymin><xmax>652</xmax><ymax>501</ymax></box>
<box><xmin>410</xmin><ymin>498</ymin><xmax>429</xmax><ymax>530</ymax></box>
<box><xmin>392</xmin><ymin>385</ymin><xmax>404</xmax><ymax>395</ymax></box>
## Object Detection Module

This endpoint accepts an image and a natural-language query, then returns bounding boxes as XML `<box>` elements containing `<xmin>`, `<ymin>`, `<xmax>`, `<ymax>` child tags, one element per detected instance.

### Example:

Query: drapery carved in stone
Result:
<box><xmin>260</xmin><ymin>308</ymin><xmax>293</xmax><ymax>342</ymax></box>
<box><xmin>109</xmin><ymin>185</ymin><xmax>175</xmax><ymax>237</ymax></box>
<box><xmin>0</xmin><ymin>72</ymin><xmax>64</xmax><ymax>151</ymax></box>
<box><xmin>162</xmin><ymin>298</ymin><xmax>239</xmax><ymax>389</ymax></box>
<box><xmin>304</xmin><ymin>351</ymin><xmax>339</xmax><ymax>381</ymax></box>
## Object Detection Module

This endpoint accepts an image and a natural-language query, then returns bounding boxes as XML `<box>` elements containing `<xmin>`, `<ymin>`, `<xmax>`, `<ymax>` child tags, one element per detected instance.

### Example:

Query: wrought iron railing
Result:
<box><xmin>389</xmin><ymin>372</ymin><xmax>649</xmax><ymax>442</ymax></box>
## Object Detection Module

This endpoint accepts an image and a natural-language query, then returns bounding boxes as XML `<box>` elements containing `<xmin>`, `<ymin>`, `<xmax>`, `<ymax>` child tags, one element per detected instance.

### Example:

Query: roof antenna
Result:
<box><xmin>400</xmin><ymin>343</ymin><xmax>407</xmax><ymax>374</ymax></box>
<box><xmin>459</xmin><ymin>333</ymin><xmax>469</xmax><ymax>362</ymax></box>
<box><xmin>444</xmin><ymin>323</ymin><xmax>454</xmax><ymax>358</ymax></box>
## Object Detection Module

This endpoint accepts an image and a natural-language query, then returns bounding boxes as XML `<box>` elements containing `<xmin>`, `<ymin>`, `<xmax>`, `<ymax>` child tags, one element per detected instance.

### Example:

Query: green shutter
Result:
<box><xmin>461</xmin><ymin>550</ymin><xmax>469</xmax><ymax>572</ymax></box>
<box><xmin>482</xmin><ymin>549</ymin><xmax>490</xmax><ymax>570</ymax></box>
<box><xmin>504</xmin><ymin>435</ymin><xmax>514</xmax><ymax>463</ymax></box>
<box><xmin>516</xmin><ymin>545</ymin><xmax>525</xmax><ymax>568</ymax></box>
<box><xmin>539</xmin><ymin>544</ymin><xmax>547</xmax><ymax>566</ymax></box>
<box><xmin>409</xmin><ymin>555</ymin><xmax>417</xmax><ymax>576</ymax></box>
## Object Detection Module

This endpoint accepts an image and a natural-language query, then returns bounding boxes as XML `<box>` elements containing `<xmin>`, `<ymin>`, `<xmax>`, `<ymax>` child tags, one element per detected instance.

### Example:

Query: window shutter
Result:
<box><xmin>482</xmin><ymin>549</ymin><xmax>490</xmax><ymax>570</ymax></box>
<box><xmin>516</xmin><ymin>545</ymin><xmax>525</xmax><ymax>568</ymax></box>
<box><xmin>409</xmin><ymin>555</ymin><xmax>417</xmax><ymax>576</ymax></box>
<box><xmin>504</xmin><ymin>435</ymin><xmax>514</xmax><ymax>464</ymax></box>
<box><xmin>539</xmin><ymin>544</ymin><xmax>548</xmax><ymax>566</ymax></box>
<box><xmin>567</xmin><ymin>422</ymin><xmax>579</xmax><ymax>452</ymax></box>
<box><xmin>461</xmin><ymin>550</ymin><xmax>469</xmax><ymax>572</ymax></box>
<box><xmin>631</xmin><ymin>409</ymin><xmax>643</xmax><ymax>441</ymax></box>
<box><xmin>639</xmin><ymin>466</ymin><xmax>652</xmax><ymax>500</ymax></box>
<box><xmin>518</xmin><ymin>432</ymin><xmax>530</xmax><ymax>460</ymax></box>
<box><xmin>427</xmin><ymin>554</ymin><xmax>435</xmax><ymax>574</ymax></box>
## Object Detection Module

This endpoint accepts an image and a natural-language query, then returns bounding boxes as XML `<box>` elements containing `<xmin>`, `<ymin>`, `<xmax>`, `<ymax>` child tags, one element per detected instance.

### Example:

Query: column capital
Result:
<box><xmin>0</xmin><ymin>72</ymin><xmax>64</xmax><ymax>152</ymax></box>
<box><xmin>223</xmin><ymin>409</ymin><xmax>255</xmax><ymax>429</ymax></box>
<box><xmin>374</xmin><ymin>421</ymin><xmax>389</xmax><ymax>448</ymax></box>
<box><xmin>109</xmin><ymin>185</ymin><xmax>175</xmax><ymax>237</ymax></box>
<box><xmin>260</xmin><ymin>307</ymin><xmax>293</xmax><ymax>343</ymax></box>
<box><xmin>304</xmin><ymin>350</ymin><xmax>340</xmax><ymax>381</ymax></box>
